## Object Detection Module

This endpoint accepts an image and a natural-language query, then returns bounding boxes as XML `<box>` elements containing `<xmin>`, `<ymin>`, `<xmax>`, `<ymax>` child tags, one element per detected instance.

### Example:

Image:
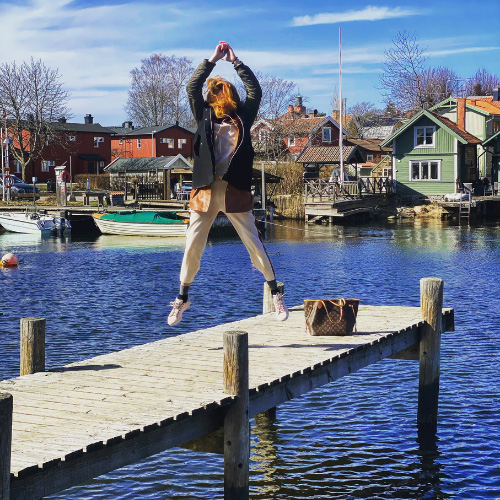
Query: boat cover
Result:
<box><xmin>99</xmin><ymin>211</ymin><xmax>184</xmax><ymax>224</ymax></box>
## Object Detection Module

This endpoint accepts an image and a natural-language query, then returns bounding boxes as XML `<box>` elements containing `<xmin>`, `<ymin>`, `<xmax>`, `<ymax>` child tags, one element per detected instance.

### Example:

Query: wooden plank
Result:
<box><xmin>0</xmin><ymin>392</ymin><xmax>13</xmax><ymax>500</ymax></box>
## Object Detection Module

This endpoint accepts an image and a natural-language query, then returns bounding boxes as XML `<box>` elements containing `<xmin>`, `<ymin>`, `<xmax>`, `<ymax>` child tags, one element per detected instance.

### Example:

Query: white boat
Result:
<box><xmin>0</xmin><ymin>211</ymin><xmax>71</xmax><ymax>235</ymax></box>
<box><xmin>92</xmin><ymin>211</ymin><xmax>188</xmax><ymax>237</ymax></box>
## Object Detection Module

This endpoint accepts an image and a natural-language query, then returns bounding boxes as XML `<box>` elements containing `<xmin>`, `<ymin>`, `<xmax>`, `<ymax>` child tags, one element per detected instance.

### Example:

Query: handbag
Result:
<box><xmin>304</xmin><ymin>298</ymin><xmax>359</xmax><ymax>336</ymax></box>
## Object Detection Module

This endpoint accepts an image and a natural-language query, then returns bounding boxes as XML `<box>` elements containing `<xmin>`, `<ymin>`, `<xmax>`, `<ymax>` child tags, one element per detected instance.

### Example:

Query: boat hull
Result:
<box><xmin>92</xmin><ymin>215</ymin><xmax>187</xmax><ymax>237</ymax></box>
<box><xmin>0</xmin><ymin>212</ymin><xmax>70</xmax><ymax>235</ymax></box>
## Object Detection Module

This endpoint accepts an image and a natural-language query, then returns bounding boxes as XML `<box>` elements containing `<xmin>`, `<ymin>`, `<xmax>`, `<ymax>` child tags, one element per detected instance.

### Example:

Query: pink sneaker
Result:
<box><xmin>168</xmin><ymin>298</ymin><xmax>191</xmax><ymax>326</ymax></box>
<box><xmin>272</xmin><ymin>292</ymin><xmax>289</xmax><ymax>321</ymax></box>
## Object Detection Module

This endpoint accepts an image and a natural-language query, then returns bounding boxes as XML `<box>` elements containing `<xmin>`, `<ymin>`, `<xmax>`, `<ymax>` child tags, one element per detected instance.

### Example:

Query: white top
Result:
<box><xmin>213</xmin><ymin>121</ymin><xmax>238</xmax><ymax>178</ymax></box>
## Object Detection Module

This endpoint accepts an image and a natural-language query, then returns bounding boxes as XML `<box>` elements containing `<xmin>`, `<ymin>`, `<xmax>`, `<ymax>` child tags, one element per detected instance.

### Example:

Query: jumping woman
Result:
<box><xmin>168</xmin><ymin>41</ymin><xmax>288</xmax><ymax>326</ymax></box>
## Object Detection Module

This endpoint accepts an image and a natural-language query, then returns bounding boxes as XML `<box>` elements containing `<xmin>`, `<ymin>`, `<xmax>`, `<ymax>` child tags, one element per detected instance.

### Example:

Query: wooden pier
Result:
<box><xmin>0</xmin><ymin>279</ymin><xmax>453</xmax><ymax>500</ymax></box>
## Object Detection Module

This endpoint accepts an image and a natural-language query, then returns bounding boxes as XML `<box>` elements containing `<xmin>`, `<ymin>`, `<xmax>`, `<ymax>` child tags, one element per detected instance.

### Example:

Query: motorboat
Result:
<box><xmin>0</xmin><ymin>210</ymin><xmax>71</xmax><ymax>235</ymax></box>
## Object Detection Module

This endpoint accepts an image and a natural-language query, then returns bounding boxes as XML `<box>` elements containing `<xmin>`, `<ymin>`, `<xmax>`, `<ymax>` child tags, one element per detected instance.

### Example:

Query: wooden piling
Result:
<box><xmin>262</xmin><ymin>281</ymin><xmax>284</xmax><ymax>315</ymax></box>
<box><xmin>223</xmin><ymin>331</ymin><xmax>249</xmax><ymax>500</ymax></box>
<box><xmin>0</xmin><ymin>392</ymin><xmax>13</xmax><ymax>500</ymax></box>
<box><xmin>20</xmin><ymin>318</ymin><xmax>46</xmax><ymax>376</ymax></box>
<box><xmin>418</xmin><ymin>278</ymin><xmax>443</xmax><ymax>434</ymax></box>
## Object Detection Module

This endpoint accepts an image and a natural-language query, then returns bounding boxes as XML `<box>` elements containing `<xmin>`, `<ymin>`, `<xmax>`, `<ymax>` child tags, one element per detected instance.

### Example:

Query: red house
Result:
<box><xmin>11</xmin><ymin>114</ymin><xmax>114</xmax><ymax>183</ymax></box>
<box><xmin>109</xmin><ymin>122</ymin><xmax>195</xmax><ymax>160</ymax></box>
<box><xmin>252</xmin><ymin>96</ymin><xmax>345</xmax><ymax>160</ymax></box>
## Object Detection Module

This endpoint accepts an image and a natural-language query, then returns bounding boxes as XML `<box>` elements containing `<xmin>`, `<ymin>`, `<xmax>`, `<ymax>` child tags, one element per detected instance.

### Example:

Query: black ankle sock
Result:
<box><xmin>178</xmin><ymin>294</ymin><xmax>188</xmax><ymax>302</ymax></box>
<box><xmin>267</xmin><ymin>279</ymin><xmax>278</xmax><ymax>295</ymax></box>
<box><xmin>179</xmin><ymin>284</ymin><xmax>190</xmax><ymax>302</ymax></box>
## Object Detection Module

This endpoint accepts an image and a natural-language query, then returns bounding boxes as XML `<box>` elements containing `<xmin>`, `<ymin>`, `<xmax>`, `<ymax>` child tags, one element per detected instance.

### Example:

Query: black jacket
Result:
<box><xmin>186</xmin><ymin>59</ymin><xmax>262</xmax><ymax>192</ymax></box>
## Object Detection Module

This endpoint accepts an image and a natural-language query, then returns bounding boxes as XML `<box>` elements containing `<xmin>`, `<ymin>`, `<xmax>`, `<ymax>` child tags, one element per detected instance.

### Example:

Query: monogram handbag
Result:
<box><xmin>304</xmin><ymin>299</ymin><xmax>360</xmax><ymax>336</ymax></box>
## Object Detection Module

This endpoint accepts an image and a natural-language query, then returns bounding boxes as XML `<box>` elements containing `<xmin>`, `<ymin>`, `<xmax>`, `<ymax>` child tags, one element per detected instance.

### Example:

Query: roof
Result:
<box><xmin>347</xmin><ymin>138</ymin><xmax>392</xmax><ymax>153</ymax></box>
<box><xmin>52</xmin><ymin>122</ymin><xmax>113</xmax><ymax>134</ymax></box>
<box><xmin>381</xmin><ymin>109</ymin><xmax>481</xmax><ymax>147</ymax></box>
<box><xmin>431</xmin><ymin>96</ymin><xmax>500</xmax><ymax>116</ymax></box>
<box><xmin>108</xmin><ymin>124</ymin><xmax>194</xmax><ymax>137</ymax></box>
<box><xmin>432</xmin><ymin>114</ymin><xmax>482</xmax><ymax>144</ymax></box>
<box><xmin>483</xmin><ymin>129</ymin><xmax>500</xmax><ymax>146</ymax></box>
<box><xmin>105</xmin><ymin>155</ymin><xmax>193</xmax><ymax>172</ymax></box>
<box><xmin>78</xmin><ymin>154</ymin><xmax>107</xmax><ymax>162</ymax></box>
<box><xmin>254</xmin><ymin>115</ymin><xmax>347</xmax><ymax>137</ymax></box>
<box><xmin>296</xmin><ymin>145</ymin><xmax>362</xmax><ymax>164</ymax></box>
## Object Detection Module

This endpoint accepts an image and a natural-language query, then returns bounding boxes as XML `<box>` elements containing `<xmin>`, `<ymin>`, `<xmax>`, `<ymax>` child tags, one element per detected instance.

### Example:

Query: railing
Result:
<box><xmin>305</xmin><ymin>177</ymin><xmax>393</xmax><ymax>204</ymax></box>
<box><xmin>304</xmin><ymin>179</ymin><xmax>358</xmax><ymax>203</ymax></box>
<box><xmin>358</xmin><ymin>176</ymin><xmax>394</xmax><ymax>194</ymax></box>
<box><xmin>136</xmin><ymin>182</ymin><xmax>164</xmax><ymax>200</ymax></box>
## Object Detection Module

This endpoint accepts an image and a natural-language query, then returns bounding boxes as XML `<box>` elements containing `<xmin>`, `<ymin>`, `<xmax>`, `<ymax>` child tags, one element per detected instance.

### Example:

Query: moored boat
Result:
<box><xmin>92</xmin><ymin>210</ymin><xmax>188</xmax><ymax>237</ymax></box>
<box><xmin>0</xmin><ymin>211</ymin><xmax>71</xmax><ymax>235</ymax></box>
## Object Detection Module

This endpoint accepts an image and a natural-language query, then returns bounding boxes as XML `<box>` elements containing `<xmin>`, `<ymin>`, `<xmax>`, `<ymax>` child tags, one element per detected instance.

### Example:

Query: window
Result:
<box><xmin>148</xmin><ymin>170</ymin><xmax>157</xmax><ymax>177</ymax></box>
<box><xmin>41</xmin><ymin>160</ymin><xmax>55</xmax><ymax>172</ymax></box>
<box><xmin>322</xmin><ymin>127</ymin><xmax>332</xmax><ymax>142</ymax></box>
<box><xmin>288</xmin><ymin>136</ymin><xmax>295</xmax><ymax>146</ymax></box>
<box><xmin>382</xmin><ymin>167</ymin><xmax>392</xmax><ymax>177</ymax></box>
<box><xmin>99</xmin><ymin>161</ymin><xmax>105</xmax><ymax>168</ymax></box>
<box><xmin>259</xmin><ymin>129</ymin><xmax>270</xmax><ymax>142</ymax></box>
<box><xmin>15</xmin><ymin>161</ymin><xmax>21</xmax><ymax>174</ymax></box>
<box><xmin>137</xmin><ymin>138</ymin><xmax>141</xmax><ymax>149</ymax></box>
<box><xmin>366</xmin><ymin>154</ymin><xmax>374</xmax><ymax>162</ymax></box>
<box><xmin>67</xmin><ymin>135</ymin><xmax>76</xmax><ymax>142</ymax></box>
<box><xmin>178</xmin><ymin>138</ymin><xmax>187</xmax><ymax>148</ymax></box>
<box><xmin>160</xmin><ymin>138</ymin><xmax>167</xmax><ymax>143</ymax></box>
<box><xmin>167</xmin><ymin>138</ymin><xmax>174</xmax><ymax>148</ymax></box>
<box><xmin>94</xmin><ymin>136</ymin><xmax>104</xmax><ymax>148</ymax></box>
<box><xmin>414</xmin><ymin>126</ymin><xmax>436</xmax><ymax>148</ymax></box>
<box><xmin>119</xmin><ymin>139</ymin><xmax>123</xmax><ymax>145</ymax></box>
<box><xmin>410</xmin><ymin>160</ymin><xmax>441</xmax><ymax>181</ymax></box>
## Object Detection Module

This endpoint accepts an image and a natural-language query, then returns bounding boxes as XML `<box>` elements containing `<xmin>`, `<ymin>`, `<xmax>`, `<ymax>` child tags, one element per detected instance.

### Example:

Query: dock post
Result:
<box><xmin>223</xmin><ymin>331</ymin><xmax>249</xmax><ymax>500</ymax></box>
<box><xmin>263</xmin><ymin>281</ymin><xmax>284</xmax><ymax>315</ymax></box>
<box><xmin>418</xmin><ymin>278</ymin><xmax>443</xmax><ymax>434</ymax></box>
<box><xmin>20</xmin><ymin>317</ymin><xmax>46</xmax><ymax>376</ymax></box>
<box><xmin>0</xmin><ymin>393</ymin><xmax>13</xmax><ymax>500</ymax></box>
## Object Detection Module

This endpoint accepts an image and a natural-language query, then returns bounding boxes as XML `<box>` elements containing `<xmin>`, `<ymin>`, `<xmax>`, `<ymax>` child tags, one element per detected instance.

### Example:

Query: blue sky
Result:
<box><xmin>1</xmin><ymin>0</ymin><xmax>498</xmax><ymax>126</ymax></box>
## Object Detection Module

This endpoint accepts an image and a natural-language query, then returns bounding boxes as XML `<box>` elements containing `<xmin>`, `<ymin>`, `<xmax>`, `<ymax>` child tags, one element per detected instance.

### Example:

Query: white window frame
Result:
<box><xmin>41</xmin><ymin>160</ymin><xmax>55</xmax><ymax>172</ymax></box>
<box><xmin>167</xmin><ymin>138</ymin><xmax>174</xmax><ymax>149</ymax></box>
<box><xmin>366</xmin><ymin>154</ymin><xmax>374</xmax><ymax>162</ymax></box>
<box><xmin>148</xmin><ymin>170</ymin><xmax>157</xmax><ymax>177</ymax></box>
<box><xmin>382</xmin><ymin>167</ymin><xmax>391</xmax><ymax>177</ymax></box>
<box><xmin>178</xmin><ymin>138</ymin><xmax>187</xmax><ymax>148</ymax></box>
<box><xmin>322</xmin><ymin>127</ymin><xmax>332</xmax><ymax>143</ymax></box>
<box><xmin>414</xmin><ymin>126</ymin><xmax>436</xmax><ymax>148</ymax></box>
<box><xmin>259</xmin><ymin>128</ymin><xmax>270</xmax><ymax>142</ymax></box>
<box><xmin>119</xmin><ymin>139</ymin><xmax>123</xmax><ymax>145</ymax></box>
<box><xmin>288</xmin><ymin>136</ymin><xmax>295</xmax><ymax>146</ymax></box>
<box><xmin>94</xmin><ymin>136</ymin><xmax>104</xmax><ymax>148</ymax></box>
<box><xmin>99</xmin><ymin>161</ymin><xmax>105</xmax><ymax>168</ymax></box>
<box><xmin>137</xmin><ymin>138</ymin><xmax>141</xmax><ymax>149</ymax></box>
<box><xmin>160</xmin><ymin>138</ymin><xmax>167</xmax><ymax>143</ymax></box>
<box><xmin>67</xmin><ymin>135</ymin><xmax>76</xmax><ymax>142</ymax></box>
<box><xmin>409</xmin><ymin>160</ymin><xmax>441</xmax><ymax>181</ymax></box>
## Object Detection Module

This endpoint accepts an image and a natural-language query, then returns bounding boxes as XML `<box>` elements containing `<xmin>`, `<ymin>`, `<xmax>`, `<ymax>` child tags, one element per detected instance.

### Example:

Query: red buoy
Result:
<box><xmin>1</xmin><ymin>253</ymin><xmax>19</xmax><ymax>267</ymax></box>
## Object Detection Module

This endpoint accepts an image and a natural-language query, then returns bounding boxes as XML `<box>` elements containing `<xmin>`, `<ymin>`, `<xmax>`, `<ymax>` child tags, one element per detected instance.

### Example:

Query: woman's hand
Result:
<box><xmin>208</xmin><ymin>41</ymin><xmax>237</xmax><ymax>63</ymax></box>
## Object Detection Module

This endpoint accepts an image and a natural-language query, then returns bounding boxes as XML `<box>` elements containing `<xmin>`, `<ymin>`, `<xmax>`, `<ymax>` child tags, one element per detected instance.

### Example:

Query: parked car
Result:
<box><xmin>0</xmin><ymin>175</ymin><xmax>40</xmax><ymax>194</ymax></box>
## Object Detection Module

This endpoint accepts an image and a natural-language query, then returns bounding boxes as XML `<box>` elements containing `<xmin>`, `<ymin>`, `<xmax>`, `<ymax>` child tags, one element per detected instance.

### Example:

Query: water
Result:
<box><xmin>1</xmin><ymin>219</ymin><xmax>500</xmax><ymax>499</ymax></box>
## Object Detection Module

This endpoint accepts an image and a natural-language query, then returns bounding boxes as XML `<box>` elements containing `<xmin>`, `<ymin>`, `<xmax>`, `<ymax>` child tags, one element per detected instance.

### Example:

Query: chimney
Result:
<box><xmin>58</xmin><ymin>117</ymin><xmax>67</xmax><ymax>123</ymax></box>
<box><xmin>84</xmin><ymin>114</ymin><xmax>94</xmax><ymax>125</ymax></box>
<box><xmin>493</xmin><ymin>87</ymin><xmax>500</xmax><ymax>102</ymax></box>
<box><xmin>457</xmin><ymin>97</ymin><xmax>466</xmax><ymax>131</ymax></box>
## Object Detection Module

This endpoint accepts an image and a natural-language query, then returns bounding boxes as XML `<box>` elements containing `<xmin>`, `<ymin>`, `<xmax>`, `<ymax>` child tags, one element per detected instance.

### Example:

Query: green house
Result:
<box><xmin>381</xmin><ymin>110</ymin><xmax>481</xmax><ymax>198</ymax></box>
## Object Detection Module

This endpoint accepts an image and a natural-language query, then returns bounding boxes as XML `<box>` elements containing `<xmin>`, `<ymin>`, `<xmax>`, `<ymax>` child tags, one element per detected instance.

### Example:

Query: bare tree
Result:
<box><xmin>233</xmin><ymin>71</ymin><xmax>296</xmax><ymax>120</ymax></box>
<box><xmin>380</xmin><ymin>30</ymin><xmax>428</xmax><ymax>112</ymax></box>
<box><xmin>348</xmin><ymin>101</ymin><xmax>379</xmax><ymax>135</ymax></box>
<box><xmin>125</xmin><ymin>54</ymin><xmax>194</xmax><ymax>128</ymax></box>
<box><xmin>468</xmin><ymin>68</ymin><xmax>500</xmax><ymax>96</ymax></box>
<box><xmin>419</xmin><ymin>66</ymin><xmax>458</xmax><ymax>108</ymax></box>
<box><xmin>0</xmin><ymin>58</ymin><xmax>71</xmax><ymax>181</ymax></box>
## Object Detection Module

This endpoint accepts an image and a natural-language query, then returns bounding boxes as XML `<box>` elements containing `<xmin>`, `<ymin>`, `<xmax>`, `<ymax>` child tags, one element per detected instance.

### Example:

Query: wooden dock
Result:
<box><xmin>0</xmin><ymin>280</ymin><xmax>454</xmax><ymax>500</ymax></box>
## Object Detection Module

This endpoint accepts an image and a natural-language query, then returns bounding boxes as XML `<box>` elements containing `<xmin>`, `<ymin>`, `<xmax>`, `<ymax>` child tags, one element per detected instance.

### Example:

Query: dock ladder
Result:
<box><xmin>459</xmin><ymin>185</ymin><xmax>473</xmax><ymax>224</ymax></box>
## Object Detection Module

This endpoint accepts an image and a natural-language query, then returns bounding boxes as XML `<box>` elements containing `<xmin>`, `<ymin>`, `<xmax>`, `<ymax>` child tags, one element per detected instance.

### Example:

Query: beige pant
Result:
<box><xmin>180</xmin><ymin>179</ymin><xmax>275</xmax><ymax>284</ymax></box>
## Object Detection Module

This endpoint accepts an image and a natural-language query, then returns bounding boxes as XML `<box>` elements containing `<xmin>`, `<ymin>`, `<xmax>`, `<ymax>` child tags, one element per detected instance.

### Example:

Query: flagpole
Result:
<box><xmin>339</xmin><ymin>26</ymin><xmax>344</xmax><ymax>189</ymax></box>
<box><xmin>1</xmin><ymin>110</ymin><xmax>5</xmax><ymax>201</ymax></box>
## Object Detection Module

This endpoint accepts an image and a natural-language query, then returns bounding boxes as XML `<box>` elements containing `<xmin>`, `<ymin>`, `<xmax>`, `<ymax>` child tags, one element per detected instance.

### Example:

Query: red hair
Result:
<box><xmin>206</xmin><ymin>76</ymin><xmax>240</xmax><ymax>118</ymax></box>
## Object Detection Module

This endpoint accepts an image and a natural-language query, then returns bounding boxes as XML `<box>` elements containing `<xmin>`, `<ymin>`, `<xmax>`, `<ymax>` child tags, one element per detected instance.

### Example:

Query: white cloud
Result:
<box><xmin>291</xmin><ymin>6</ymin><xmax>421</xmax><ymax>26</ymax></box>
<box><xmin>428</xmin><ymin>46</ymin><xmax>500</xmax><ymax>57</ymax></box>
